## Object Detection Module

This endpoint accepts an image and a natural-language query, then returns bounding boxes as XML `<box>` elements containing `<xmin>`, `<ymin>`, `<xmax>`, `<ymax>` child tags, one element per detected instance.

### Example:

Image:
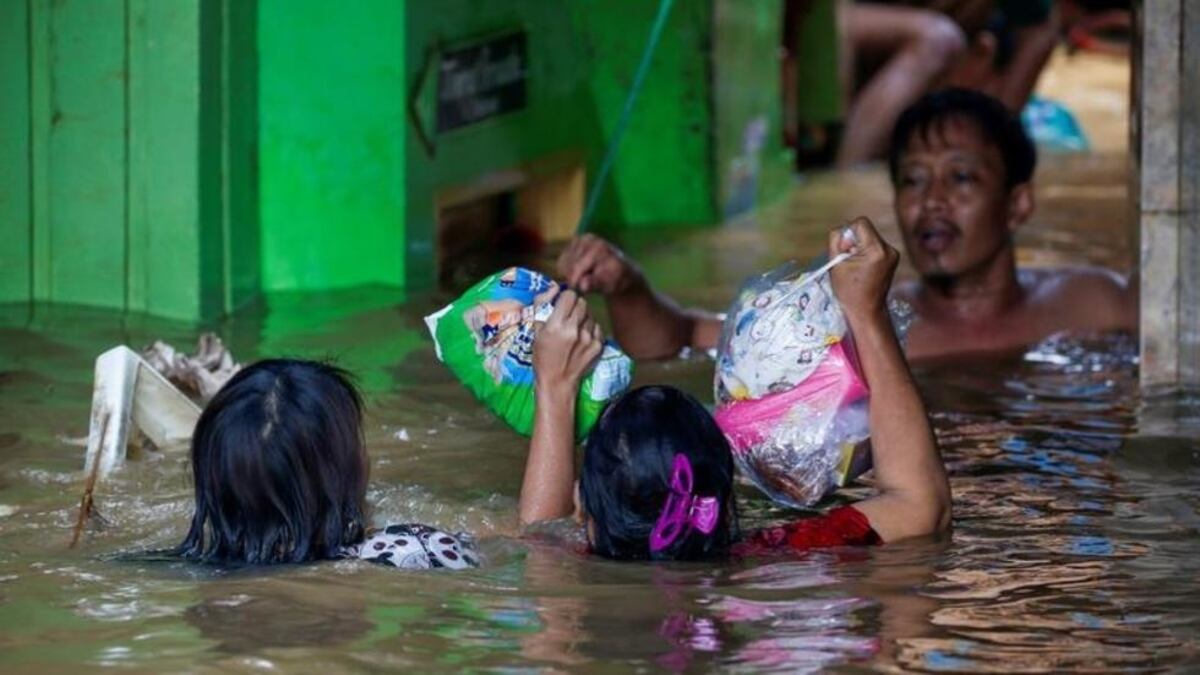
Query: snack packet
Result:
<box><xmin>425</xmin><ymin>267</ymin><xmax>634</xmax><ymax>440</ymax></box>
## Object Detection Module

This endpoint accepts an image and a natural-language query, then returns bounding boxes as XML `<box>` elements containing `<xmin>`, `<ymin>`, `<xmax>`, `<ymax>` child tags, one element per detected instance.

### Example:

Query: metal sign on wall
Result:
<box><xmin>436</xmin><ymin>32</ymin><xmax>527</xmax><ymax>132</ymax></box>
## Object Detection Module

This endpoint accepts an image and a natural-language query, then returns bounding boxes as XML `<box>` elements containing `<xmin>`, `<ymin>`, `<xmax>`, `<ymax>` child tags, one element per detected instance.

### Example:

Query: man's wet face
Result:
<box><xmin>892</xmin><ymin>118</ymin><xmax>1015</xmax><ymax>280</ymax></box>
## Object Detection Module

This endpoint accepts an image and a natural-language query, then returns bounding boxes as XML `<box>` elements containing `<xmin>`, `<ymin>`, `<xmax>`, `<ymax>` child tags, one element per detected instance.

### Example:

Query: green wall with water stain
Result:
<box><xmin>713</xmin><ymin>0</ymin><xmax>793</xmax><ymax>218</ymax></box>
<box><xmin>2</xmin><ymin>0</ymin><xmax>794</xmax><ymax>320</ymax></box>
<box><xmin>0</xmin><ymin>1</ymin><xmax>32</xmax><ymax>306</ymax></box>
<box><xmin>0</xmin><ymin>0</ymin><xmax>258</xmax><ymax>321</ymax></box>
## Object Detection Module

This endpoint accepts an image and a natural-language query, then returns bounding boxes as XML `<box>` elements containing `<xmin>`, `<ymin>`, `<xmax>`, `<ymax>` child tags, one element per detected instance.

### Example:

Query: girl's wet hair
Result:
<box><xmin>176</xmin><ymin>359</ymin><xmax>368</xmax><ymax>565</ymax></box>
<box><xmin>580</xmin><ymin>385</ymin><xmax>738</xmax><ymax>561</ymax></box>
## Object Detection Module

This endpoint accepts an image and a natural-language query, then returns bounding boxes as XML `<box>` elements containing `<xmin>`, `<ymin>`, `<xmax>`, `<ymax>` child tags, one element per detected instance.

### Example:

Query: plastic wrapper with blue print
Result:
<box><xmin>425</xmin><ymin>267</ymin><xmax>634</xmax><ymax>440</ymax></box>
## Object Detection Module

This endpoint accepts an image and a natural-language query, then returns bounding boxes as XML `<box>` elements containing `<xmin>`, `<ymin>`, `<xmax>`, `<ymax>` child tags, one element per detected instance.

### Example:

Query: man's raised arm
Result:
<box><xmin>556</xmin><ymin>235</ymin><xmax>721</xmax><ymax>359</ymax></box>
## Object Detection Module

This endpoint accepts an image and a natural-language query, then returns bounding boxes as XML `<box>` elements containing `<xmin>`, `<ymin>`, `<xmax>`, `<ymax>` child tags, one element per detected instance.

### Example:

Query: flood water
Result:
<box><xmin>2</xmin><ymin>154</ymin><xmax>1198</xmax><ymax>672</ymax></box>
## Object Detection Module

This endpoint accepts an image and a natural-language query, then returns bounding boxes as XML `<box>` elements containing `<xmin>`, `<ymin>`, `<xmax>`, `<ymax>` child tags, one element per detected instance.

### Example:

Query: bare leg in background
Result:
<box><xmin>837</xmin><ymin>3</ymin><xmax>966</xmax><ymax>167</ymax></box>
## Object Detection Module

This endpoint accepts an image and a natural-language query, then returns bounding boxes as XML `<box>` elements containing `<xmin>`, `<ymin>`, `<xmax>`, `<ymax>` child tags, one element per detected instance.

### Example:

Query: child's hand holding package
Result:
<box><xmin>425</xmin><ymin>268</ymin><xmax>633</xmax><ymax>441</ymax></box>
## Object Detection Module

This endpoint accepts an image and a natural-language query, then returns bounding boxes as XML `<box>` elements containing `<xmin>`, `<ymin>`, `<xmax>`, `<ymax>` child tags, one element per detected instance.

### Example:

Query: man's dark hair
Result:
<box><xmin>889</xmin><ymin>87</ymin><xmax>1037</xmax><ymax>188</ymax></box>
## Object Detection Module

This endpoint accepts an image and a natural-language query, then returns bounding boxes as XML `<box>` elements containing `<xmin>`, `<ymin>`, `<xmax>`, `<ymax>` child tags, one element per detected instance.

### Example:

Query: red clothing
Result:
<box><xmin>732</xmin><ymin>506</ymin><xmax>880</xmax><ymax>556</ymax></box>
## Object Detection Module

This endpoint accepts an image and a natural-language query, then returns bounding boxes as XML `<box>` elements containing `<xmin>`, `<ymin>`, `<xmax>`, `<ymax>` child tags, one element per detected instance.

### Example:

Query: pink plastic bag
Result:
<box><xmin>715</xmin><ymin>342</ymin><xmax>866</xmax><ymax>451</ymax></box>
<box><xmin>713</xmin><ymin>258</ymin><xmax>875</xmax><ymax>508</ymax></box>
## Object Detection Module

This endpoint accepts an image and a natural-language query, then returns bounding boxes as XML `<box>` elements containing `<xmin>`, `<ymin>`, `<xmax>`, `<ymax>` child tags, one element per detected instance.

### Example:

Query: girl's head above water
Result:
<box><xmin>177</xmin><ymin>359</ymin><xmax>368</xmax><ymax>565</ymax></box>
<box><xmin>580</xmin><ymin>385</ymin><xmax>739</xmax><ymax>561</ymax></box>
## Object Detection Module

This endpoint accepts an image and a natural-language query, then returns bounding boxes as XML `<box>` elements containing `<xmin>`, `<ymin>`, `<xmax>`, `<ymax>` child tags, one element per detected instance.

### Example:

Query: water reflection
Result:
<box><xmin>901</xmin><ymin>334</ymin><xmax>1198</xmax><ymax>672</ymax></box>
<box><xmin>185</xmin><ymin>576</ymin><xmax>374</xmax><ymax>653</ymax></box>
<box><xmin>2</xmin><ymin>157</ymin><xmax>1200</xmax><ymax>671</ymax></box>
<box><xmin>506</xmin><ymin>542</ymin><xmax>907</xmax><ymax>672</ymax></box>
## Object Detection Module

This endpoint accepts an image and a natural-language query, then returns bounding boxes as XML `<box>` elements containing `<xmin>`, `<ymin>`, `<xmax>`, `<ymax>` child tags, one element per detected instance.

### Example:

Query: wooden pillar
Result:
<box><xmin>1134</xmin><ymin>0</ymin><xmax>1200</xmax><ymax>391</ymax></box>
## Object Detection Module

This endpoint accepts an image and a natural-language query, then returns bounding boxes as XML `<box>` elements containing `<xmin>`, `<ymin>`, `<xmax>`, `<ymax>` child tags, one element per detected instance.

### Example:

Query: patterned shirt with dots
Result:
<box><xmin>341</xmin><ymin>523</ymin><xmax>479</xmax><ymax>570</ymax></box>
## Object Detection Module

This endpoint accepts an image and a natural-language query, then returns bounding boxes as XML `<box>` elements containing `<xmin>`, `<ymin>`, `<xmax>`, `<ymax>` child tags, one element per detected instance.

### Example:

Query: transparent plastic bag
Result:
<box><xmin>713</xmin><ymin>257</ymin><xmax>872</xmax><ymax>508</ymax></box>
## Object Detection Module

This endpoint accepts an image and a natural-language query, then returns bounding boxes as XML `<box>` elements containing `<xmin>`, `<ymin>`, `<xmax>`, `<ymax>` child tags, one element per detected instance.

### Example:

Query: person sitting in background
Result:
<box><xmin>833</xmin><ymin>0</ymin><xmax>1058</xmax><ymax>166</ymax></box>
<box><xmin>906</xmin><ymin>0</ymin><xmax>1060</xmax><ymax>113</ymax></box>
<box><xmin>556</xmin><ymin>88</ymin><xmax>1136</xmax><ymax>362</ymax></box>
<box><xmin>835</xmin><ymin>2</ymin><xmax>968</xmax><ymax>167</ymax></box>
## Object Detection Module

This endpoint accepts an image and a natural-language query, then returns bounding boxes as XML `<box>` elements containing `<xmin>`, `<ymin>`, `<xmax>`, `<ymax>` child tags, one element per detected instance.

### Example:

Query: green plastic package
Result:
<box><xmin>424</xmin><ymin>267</ymin><xmax>634</xmax><ymax>440</ymax></box>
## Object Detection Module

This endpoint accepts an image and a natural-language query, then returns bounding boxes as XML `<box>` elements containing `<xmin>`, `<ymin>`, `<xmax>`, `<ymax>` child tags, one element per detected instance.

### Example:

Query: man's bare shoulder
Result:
<box><xmin>1027</xmin><ymin>266</ymin><xmax>1129</xmax><ymax>301</ymax></box>
<box><xmin>1026</xmin><ymin>266</ymin><xmax>1136</xmax><ymax>329</ymax></box>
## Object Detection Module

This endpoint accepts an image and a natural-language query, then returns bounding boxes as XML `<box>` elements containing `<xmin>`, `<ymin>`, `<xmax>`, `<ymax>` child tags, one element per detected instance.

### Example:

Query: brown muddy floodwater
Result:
<box><xmin>1</xmin><ymin>155</ymin><xmax>1198</xmax><ymax>672</ymax></box>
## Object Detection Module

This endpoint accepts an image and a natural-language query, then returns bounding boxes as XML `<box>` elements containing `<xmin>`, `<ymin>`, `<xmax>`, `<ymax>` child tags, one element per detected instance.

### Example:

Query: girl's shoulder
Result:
<box><xmin>342</xmin><ymin>523</ymin><xmax>479</xmax><ymax>570</ymax></box>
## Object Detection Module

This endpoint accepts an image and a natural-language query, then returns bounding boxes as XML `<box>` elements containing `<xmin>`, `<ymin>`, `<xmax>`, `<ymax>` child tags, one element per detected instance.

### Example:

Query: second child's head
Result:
<box><xmin>579</xmin><ymin>386</ymin><xmax>738</xmax><ymax>561</ymax></box>
<box><xmin>177</xmin><ymin>359</ymin><xmax>369</xmax><ymax>565</ymax></box>
<box><xmin>888</xmin><ymin>88</ymin><xmax>1037</xmax><ymax>281</ymax></box>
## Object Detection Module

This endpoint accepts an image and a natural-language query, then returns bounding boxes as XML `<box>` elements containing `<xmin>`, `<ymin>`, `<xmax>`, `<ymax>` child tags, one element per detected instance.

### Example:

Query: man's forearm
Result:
<box><xmin>607</xmin><ymin>277</ymin><xmax>720</xmax><ymax>359</ymax></box>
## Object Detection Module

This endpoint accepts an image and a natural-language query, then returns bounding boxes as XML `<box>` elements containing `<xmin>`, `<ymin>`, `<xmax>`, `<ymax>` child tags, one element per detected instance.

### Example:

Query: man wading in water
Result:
<box><xmin>556</xmin><ymin>89</ymin><xmax>1137</xmax><ymax>362</ymax></box>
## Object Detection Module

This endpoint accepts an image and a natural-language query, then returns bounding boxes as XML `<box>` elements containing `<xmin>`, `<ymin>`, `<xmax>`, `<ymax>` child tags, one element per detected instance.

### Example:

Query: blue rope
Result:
<box><xmin>576</xmin><ymin>0</ymin><xmax>675</xmax><ymax>235</ymax></box>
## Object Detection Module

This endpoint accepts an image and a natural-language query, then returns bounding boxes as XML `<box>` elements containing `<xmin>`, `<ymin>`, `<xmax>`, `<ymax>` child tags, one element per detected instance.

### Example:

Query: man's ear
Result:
<box><xmin>1007</xmin><ymin>182</ymin><xmax>1035</xmax><ymax>232</ymax></box>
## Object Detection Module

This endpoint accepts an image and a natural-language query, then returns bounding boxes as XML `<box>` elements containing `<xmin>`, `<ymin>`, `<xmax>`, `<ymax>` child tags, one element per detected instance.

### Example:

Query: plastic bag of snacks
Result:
<box><xmin>712</xmin><ymin>256</ymin><xmax>873</xmax><ymax>508</ymax></box>
<box><xmin>425</xmin><ymin>267</ymin><xmax>634</xmax><ymax>440</ymax></box>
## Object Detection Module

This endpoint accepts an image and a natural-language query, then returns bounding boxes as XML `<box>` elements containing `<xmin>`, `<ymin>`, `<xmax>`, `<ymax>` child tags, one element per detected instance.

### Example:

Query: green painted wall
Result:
<box><xmin>401</xmin><ymin>1</ymin><xmax>595</xmax><ymax>285</ymax></box>
<box><xmin>199</xmin><ymin>0</ymin><xmax>261</xmax><ymax>317</ymax></box>
<box><xmin>792</xmin><ymin>0</ymin><xmax>843</xmax><ymax>124</ymax></box>
<box><xmin>713</xmin><ymin>0</ymin><xmax>793</xmax><ymax>217</ymax></box>
<box><xmin>37</xmin><ymin>0</ymin><xmax>128</xmax><ymax>309</ymax></box>
<box><xmin>131</xmin><ymin>0</ymin><xmax>203</xmax><ymax>318</ymax></box>
<box><xmin>258</xmin><ymin>0</ymin><xmax>406</xmax><ymax>293</ymax></box>
<box><xmin>568</xmin><ymin>0</ymin><xmax>717</xmax><ymax>229</ymax></box>
<box><xmin>0</xmin><ymin>1</ymin><xmax>31</xmax><ymax>304</ymax></box>
<box><xmin>1</xmin><ymin>0</ymin><xmax>257</xmax><ymax>321</ymax></box>
<box><xmin>265</xmin><ymin>0</ymin><xmax>791</xmax><ymax>289</ymax></box>
<box><xmin>3</xmin><ymin>1</ymin><xmax>798</xmax><ymax>318</ymax></box>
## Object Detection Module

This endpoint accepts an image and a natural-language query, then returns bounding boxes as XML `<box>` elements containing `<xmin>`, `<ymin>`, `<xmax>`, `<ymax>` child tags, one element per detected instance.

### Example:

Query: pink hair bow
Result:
<box><xmin>649</xmin><ymin>454</ymin><xmax>720</xmax><ymax>553</ymax></box>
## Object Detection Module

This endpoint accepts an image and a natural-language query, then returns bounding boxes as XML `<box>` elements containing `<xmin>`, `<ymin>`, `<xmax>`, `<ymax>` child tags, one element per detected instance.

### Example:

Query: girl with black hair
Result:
<box><xmin>177</xmin><ymin>359</ymin><xmax>477</xmax><ymax>570</ymax></box>
<box><xmin>521</xmin><ymin>217</ymin><xmax>951</xmax><ymax>561</ymax></box>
